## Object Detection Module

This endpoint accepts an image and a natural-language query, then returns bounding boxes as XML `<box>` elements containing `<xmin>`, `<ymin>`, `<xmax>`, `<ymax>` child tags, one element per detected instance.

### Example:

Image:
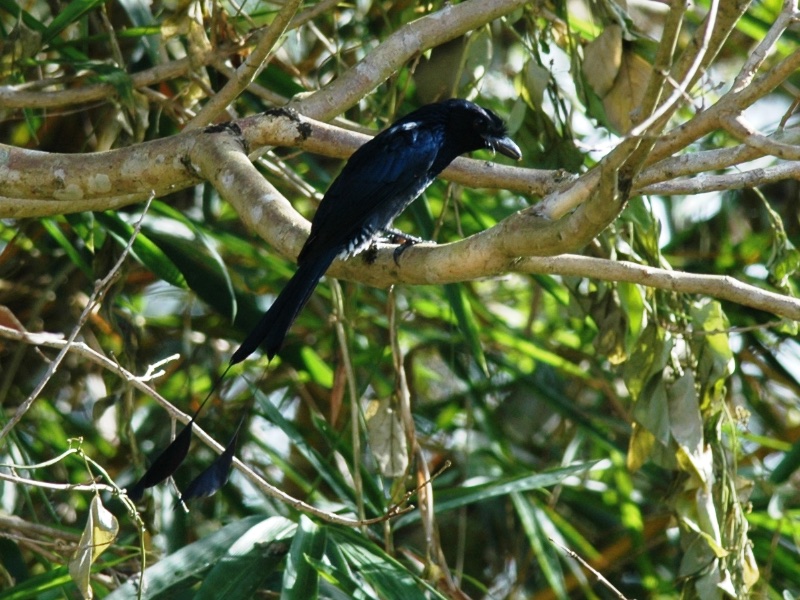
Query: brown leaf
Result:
<box><xmin>69</xmin><ymin>495</ymin><xmax>119</xmax><ymax>600</ymax></box>
<box><xmin>582</xmin><ymin>25</ymin><xmax>623</xmax><ymax>98</ymax></box>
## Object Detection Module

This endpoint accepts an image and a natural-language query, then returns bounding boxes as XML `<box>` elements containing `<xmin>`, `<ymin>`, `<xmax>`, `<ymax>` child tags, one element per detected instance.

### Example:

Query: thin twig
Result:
<box><xmin>549</xmin><ymin>537</ymin><xmax>632</xmax><ymax>600</ymax></box>
<box><xmin>629</xmin><ymin>0</ymin><xmax>719</xmax><ymax>138</ymax></box>
<box><xmin>732</xmin><ymin>0</ymin><xmax>799</xmax><ymax>92</ymax></box>
<box><xmin>0</xmin><ymin>325</ymin><xmax>414</xmax><ymax>527</ymax></box>
<box><xmin>0</xmin><ymin>194</ymin><xmax>155</xmax><ymax>443</ymax></box>
<box><xmin>330</xmin><ymin>279</ymin><xmax>366</xmax><ymax>526</ymax></box>
<box><xmin>186</xmin><ymin>0</ymin><xmax>302</xmax><ymax>129</ymax></box>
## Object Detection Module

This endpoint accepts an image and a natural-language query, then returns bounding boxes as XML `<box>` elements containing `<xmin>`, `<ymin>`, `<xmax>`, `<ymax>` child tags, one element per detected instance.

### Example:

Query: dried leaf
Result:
<box><xmin>69</xmin><ymin>495</ymin><xmax>119</xmax><ymax>599</ymax></box>
<box><xmin>582</xmin><ymin>25</ymin><xmax>623</xmax><ymax>97</ymax></box>
<box><xmin>602</xmin><ymin>49</ymin><xmax>651</xmax><ymax>132</ymax></box>
<box><xmin>742</xmin><ymin>542</ymin><xmax>760</xmax><ymax>589</ymax></box>
<box><xmin>365</xmin><ymin>398</ymin><xmax>408</xmax><ymax>477</ymax></box>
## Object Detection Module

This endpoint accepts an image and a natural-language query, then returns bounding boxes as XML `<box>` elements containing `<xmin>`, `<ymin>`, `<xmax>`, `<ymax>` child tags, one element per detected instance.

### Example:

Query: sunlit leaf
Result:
<box><xmin>281</xmin><ymin>515</ymin><xmax>326</xmax><ymax>600</ymax></box>
<box><xmin>105</xmin><ymin>517</ymin><xmax>290</xmax><ymax>600</ymax></box>
<box><xmin>68</xmin><ymin>495</ymin><xmax>119</xmax><ymax>600</ymax></box>
<box><xmin>195</xmin><ymin>517</ymin><xmax>296</xmax><ymax>600</ymax></box>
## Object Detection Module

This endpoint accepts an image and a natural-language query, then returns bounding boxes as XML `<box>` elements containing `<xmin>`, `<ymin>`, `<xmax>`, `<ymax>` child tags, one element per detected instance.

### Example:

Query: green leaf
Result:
<box><xmin>195</xmin><ymin>517</ymin><xmax>297</xmax><ymax>600</ymax></box>
<box><xmin>253</xmin><ymin>387</ymin><xmax>362</xmax><ymax>511</ymax></box>
<box><xmin>40</xmin><ymin>217</ymin><xmax>93</xmax><ymax>278</ymax></box>
<box><xmin>42</xmin><ymin>0</ymin><xmax>107</xmax><ymax>44</ymax></box>
<box><xmin>95</xmin><ymin>211</ymin><xmax>188</xmax><ymax>289</ymax></box>
<box><xmin>511</xmin><ymin>493</ymin><xmax>567</xmax><ymax>598</ymax></box>
<box><xmin>300</xmin><ymin>346</ymin><xmax>334</xmax><ymax>388</ymax></box>
<box><xmin>330</xmin><ymin>528</ymin><xmax>444</xmax><ymax>600</ymax></box>
<box><xmin>281</xmin><ymin>516</ymin><xmax>326</xmax><ymax>600</ymax></box>
<box><xmin>105</xmin><ymin>516</ymin><xmax>284</xmax><ymax>599</ymax></box>
<box><xmin>769</xmin><ymin>439</ymin><xmax>800</xmax><ymax>485</ymax></box>
<box><xmin>396</xmin><ymin>461</ymin><xmax>601</xmax><ymax>527</ymax></box>
<box><xmin>146</xmin><ymin>234</ymin><xmax>256</xmax><ymax>334</ymax></box>
<box><xmin>617</xmin><ymin>281</ymin><xmax>645</xmax><ymax>354</ymax></box>
<box><xmin>690</xmin><ymin>299</ymin><xmax>734</xmax><ymax>408</ymax></box>
<box><xmin>148</xmin><ymin>202</ymin><xmax>237</xmax><ymax>319</ymax></box>
<box><xmin>623</xmin><ymin>323</ymin><xmax>671</xmax><ymax>399</ymax></box>
<box><xmin>443</xmin><ymin>283</ymin><xmax>488</xmax><ymax>376</ymax></box>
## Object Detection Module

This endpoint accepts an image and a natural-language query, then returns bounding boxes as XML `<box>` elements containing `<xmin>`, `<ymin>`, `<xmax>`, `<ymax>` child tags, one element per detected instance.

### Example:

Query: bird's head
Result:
<box><xmin>443</xmin><ymin>99</ymin><xmax>522</xmax><ymax>161</ymax></box>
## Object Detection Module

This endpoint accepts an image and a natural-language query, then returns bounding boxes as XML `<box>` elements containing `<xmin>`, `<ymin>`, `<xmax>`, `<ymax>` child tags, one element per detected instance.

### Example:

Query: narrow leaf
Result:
<box><xmin>42</xmin><ymin>0</ymin><xmax>107</xmax><ymax>44</ymax></box>
<box><xmin>195</xmin><ymin>517</ymin><xmax>296</xmax><ymax>600</ymax></box>
<box><xmin>281</xmin><ymin>515</ymin><xmax>327</xmax><ymax>600</ymax></box>
<box><xmin>95</xmin><ymin>212</ymin><xmax>187</xmax><ymax>289</ymax></box>
<box><xmin>41</xmin><ymin>217</ymin><xmax>92</xmax><ymax>278</ymax></box>
<box><xmin>443</xmin><ymin>283</ymin><xmax>488</xmax><ymax>376</ymax></box>
<box><xmin>104</xmin><ymin>516</ymin><xmax>289</xmax><ymax>600</ymax></box>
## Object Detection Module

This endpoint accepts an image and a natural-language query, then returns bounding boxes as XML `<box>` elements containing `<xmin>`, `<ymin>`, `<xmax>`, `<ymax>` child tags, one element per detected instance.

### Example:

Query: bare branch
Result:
<box><xmin>629</xmin><ymin>0</ymin><xmax>720</xmax><ymax>139</ymax></box>
<box><xmin>550</xmin><ymin>538</ymin><xmax>631</xmax><ymax>600</ymax></box>
<box><xmin>639</xmin><ymin>161</ymin><xmax>800</xmax><ymax>196</ymax></box>
<box><xmin>649</xmin><ymin>46</ymin><xmax>800</xmax><ymax>165</ymax></box>
<box><xmin>731</xmin><ymin>0</ymin><xmax>800</xmax><ymax>92</ymax></box>
<box><xmin>0</xmin><ymin>44</ymin><xmax>247</xmax><ymax>111</ymax></box>
<box><xmin>287</xmin><ymin>0</ymin><xmax>531</xmax><ymax>121</ymax></box>
<box><xmin>633</xmin><ymin>0</ymin><xmax>689</xmax><ymax>127</ymax></box>
<box><xmin>186</xmin><ymin>0</ymin><xmax>302</xmax><ymax>129</ymax></box>
<box><xmin>722</xmin><ymin>115</ymin><xmax>800</xmax><ymax>160</ymax></box>
<box><xmin>513</xmin><ymin>255</ymin><xmax>800</xmax><ymax>321</ymax></box>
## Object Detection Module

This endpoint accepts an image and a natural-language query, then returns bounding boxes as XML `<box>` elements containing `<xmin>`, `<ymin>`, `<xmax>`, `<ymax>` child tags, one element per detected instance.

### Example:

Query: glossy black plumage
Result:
<box><xmin>230</xmin><ymin>99</ymin><xmax>521</xmax><ymax>364</ymax></box>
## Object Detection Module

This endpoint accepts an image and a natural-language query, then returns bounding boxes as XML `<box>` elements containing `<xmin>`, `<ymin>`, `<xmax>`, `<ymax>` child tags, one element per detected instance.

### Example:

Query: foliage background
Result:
<box><xmin>1</xmin><ymin>0</ymin><xmax>800</xmax><ymax>599</ymax></box>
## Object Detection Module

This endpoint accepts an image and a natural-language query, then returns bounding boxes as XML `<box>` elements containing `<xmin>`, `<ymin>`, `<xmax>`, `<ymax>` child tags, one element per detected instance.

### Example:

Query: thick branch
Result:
<box><xmin>0</xmin><ymin>110</ymin><xmax>555</xmax><ymax>218</ymax></box>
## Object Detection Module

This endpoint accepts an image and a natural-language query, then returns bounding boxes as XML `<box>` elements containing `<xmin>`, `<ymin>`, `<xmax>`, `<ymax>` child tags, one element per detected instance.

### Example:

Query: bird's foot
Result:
<box><xmin>393</xmin><ymin>239</ymin><xmax>419</xmax><ymax>266</ymax></box>
<box><xmin>381</xmin><ymin>229</ymin><xmax>426</xmax><ymax>266</ymax></box>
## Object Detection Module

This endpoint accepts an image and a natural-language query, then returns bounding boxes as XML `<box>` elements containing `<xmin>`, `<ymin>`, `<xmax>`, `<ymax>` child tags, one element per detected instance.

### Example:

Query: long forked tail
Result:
<box><xmin>230</xmin><ymin>252</ymin><xmax>336</xmax><ymax>365</ymax></box>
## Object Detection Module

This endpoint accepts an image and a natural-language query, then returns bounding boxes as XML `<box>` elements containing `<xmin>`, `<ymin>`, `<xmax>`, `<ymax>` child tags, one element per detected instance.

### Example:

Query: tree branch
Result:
<box><xmin>0</xmin><ymin>43</ymin><xmax>248</xmax><ymax>110</ymax></box>
<box><xmin>0</xmin><ymin>110</ymin><xmax>556</xmax><ymax>218</ymax></box>
<box><xmin>286</xmin><ymin>0</ymin><xmax>531</xmax><ymax>121</ymax></box>
<box><xmin>185</xmin><ymin>0</ymin><xmax>302</xmax><ymax>129</ymax></box>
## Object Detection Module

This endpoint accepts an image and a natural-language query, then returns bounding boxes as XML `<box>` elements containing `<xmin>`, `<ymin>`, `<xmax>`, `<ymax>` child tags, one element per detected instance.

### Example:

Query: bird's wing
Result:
<box><xmin>300</xmin><ymin>122</ymin><xmax>444</xmax><ymax>262</ymax></box>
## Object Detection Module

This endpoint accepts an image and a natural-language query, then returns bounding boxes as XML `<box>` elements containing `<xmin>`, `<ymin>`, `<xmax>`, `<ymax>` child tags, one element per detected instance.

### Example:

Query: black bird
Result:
<box><xmin>230</xmin><ymin>98</ymin><xmax>521</xmax><ymax>364</ymax></box>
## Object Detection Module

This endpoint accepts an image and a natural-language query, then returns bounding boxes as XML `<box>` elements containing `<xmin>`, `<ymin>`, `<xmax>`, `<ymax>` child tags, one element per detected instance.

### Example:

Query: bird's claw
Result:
<box><xmin>382</xmin><ymin>229</ymin><xmax>425</xmax><ymax>266</ymax></box>
<box><xmin>393</xmin><ymin>239</ymin><xmax>419</xmax><ymax>266</ymax></box>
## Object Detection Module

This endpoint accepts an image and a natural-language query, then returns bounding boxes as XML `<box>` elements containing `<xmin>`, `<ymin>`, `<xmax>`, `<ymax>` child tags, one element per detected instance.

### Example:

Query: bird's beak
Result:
<box><xmin>491</xmin><ymin>136</ymin><xmax>522</xmax><ymax>161</ymax></box>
